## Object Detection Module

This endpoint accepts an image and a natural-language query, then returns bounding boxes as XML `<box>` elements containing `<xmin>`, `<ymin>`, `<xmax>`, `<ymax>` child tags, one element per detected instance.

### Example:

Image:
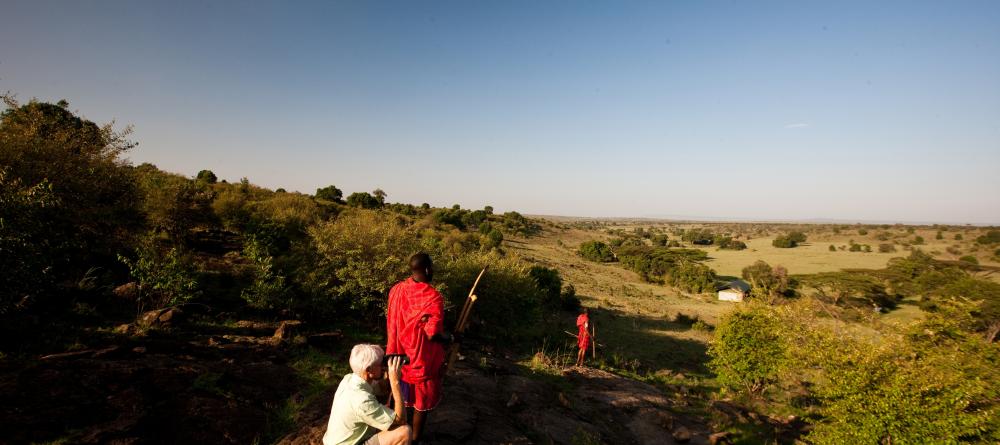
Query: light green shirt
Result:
<box><xmin>322</xmin><ymin>373</ymin><xmax>396</xmax><ymax>445</ymax></box>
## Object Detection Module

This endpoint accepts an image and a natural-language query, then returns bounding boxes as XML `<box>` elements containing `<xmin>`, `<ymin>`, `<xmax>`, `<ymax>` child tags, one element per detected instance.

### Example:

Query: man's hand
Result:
<box><xmin>387</xmin><ymin>355</ymin><xmax>403</xmax><ymax>385</ymax></box>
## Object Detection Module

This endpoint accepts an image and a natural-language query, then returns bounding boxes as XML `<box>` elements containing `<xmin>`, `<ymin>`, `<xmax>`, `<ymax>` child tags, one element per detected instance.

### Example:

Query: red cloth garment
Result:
<box><xmin>400</xmin><ymin>378</ymin><xmax>443</xmax><ymax>411</ymax></box>
<box><xmin>576</xmin><ymin>313</ymin><xmax>591</xmax><ymax>351</ymax></box>
<box><xmin>386</xmin><ymin>278</ymin><xmax>446</xmax><ymax>384</ymax></box>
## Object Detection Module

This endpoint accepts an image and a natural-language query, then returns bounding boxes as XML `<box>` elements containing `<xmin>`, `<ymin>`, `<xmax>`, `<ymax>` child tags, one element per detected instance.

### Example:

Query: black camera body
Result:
<box><xmin>382</xmin><ymin>354</ymin><xmax>410</xmax><ymax>365</ymax></box>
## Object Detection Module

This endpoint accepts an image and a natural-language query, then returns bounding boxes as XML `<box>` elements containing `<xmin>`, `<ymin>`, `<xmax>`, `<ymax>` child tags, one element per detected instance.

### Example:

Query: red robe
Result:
<box><xmin>576</xmin><ymin>313</ymin><xmax>591</xmax><ymax>351</ymax></box>
<box><xmin>386</xmin><ymin>278</ymin><xmax>446</xmax><ymax>383</ymax></box>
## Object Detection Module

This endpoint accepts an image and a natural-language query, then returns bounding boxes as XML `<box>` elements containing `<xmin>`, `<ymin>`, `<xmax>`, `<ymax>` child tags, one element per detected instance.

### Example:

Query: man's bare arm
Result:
<box><xmin>386</xmin><ymin>356</ymin><xmax>407</xmax><ymax>426</ymax></box>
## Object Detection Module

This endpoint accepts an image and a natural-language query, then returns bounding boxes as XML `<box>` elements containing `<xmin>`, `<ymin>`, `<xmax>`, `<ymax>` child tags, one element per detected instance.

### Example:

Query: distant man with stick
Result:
<box><xmin>386</xmin><ymin>253</ymin><xmax>451</xmax><ymax>443</ymax></box>
<box><xmin>322</xmin><ymin>344</ymin><xmax>410</xmax><ymax>445</ymax></box>
<box><xmin>576</xmin><ymin>307</ymin><xmax>591</xmax><ymax>367</ymax></box>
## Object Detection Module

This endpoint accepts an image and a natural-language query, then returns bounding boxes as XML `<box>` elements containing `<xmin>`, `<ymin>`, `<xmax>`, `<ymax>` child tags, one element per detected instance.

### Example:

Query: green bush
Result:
<box><xmin>708</xmin><ymin>305</ymin><xmax>786</xmax><ymax>396</ymax></box>
<box><xmin>0</xmin><ymin>170</ymin><xmax>59</xmax><ymax>313</ymax></box>
<box><xmin>829</xmin><ymin>244</ymin><xmax>837</xmax><ymax>252</ymax></box>
<box><xmin>955</xmin><ymin>234</ymin><xmax>964</xmax><ymax>241</ymax></box>
<box><xmin>977</xmin><ymin>230</ymin><xmax>1000</xmax><ymax>245</ymax></box>
<box><xmin>617</xmin><ymin>247</ymin><xmax>715</xmax><ymax>293</ymax></box>
<box><xmin>0</xmin><ymin>98</ymin><xmax>143</xmax><ymax>301</ymax></box>
<box><xmin>858</xmin><ymin>229</ymin><xmax>868</xmax><ymax>235</ymax></box>
<box><xmin>315</xmin><ymin>185</ymin><xmax>343</xmax><ymax>203</ymax></box>
<box><xmin>136</xmin><ymin>166</ymin><xmax>214</xmax><ymax>242</ymax></box>
<box><xmin>578</xmin><ymin>240</ymin><xmax>616</xmax><ymax>262</ymax></box>
<box><xmin>959</xmin><ymin>255</ymin><xmax>979</xmax><ymax>265</ymax></box>
<box><xmin>240</xmin><ymin>237</ymin><xmax>290</xmax><ymax>310</ymax></box>
<box><xmin>741</xmin><ymin>261</ymin><xmax>788</xmax><ymax>304</ymax></box>
<box><xmin>878</xmin><ymin>243</ymin><xmax>896</xmax><ymax>253</ymax></box>
<box><xmin>772</xmin><ymin>236</ymin><xmax>798</xmax><ymax>248</ymax></box>
<box><xmin>436</xmin><ymin>252</ymin><xmax>549</xmax><ymax>343</ymax></box>
<box><xmin>345</xmin><ymin>192</ymin><xmax>381</xmax><ymax>209</ymax></box>
<box><xmin>528</xmin><ymin>265</ymin><xmax>563</xmax><ymax>310</ymax></box>
<box><xmin>196</xmin><ymin>170</ymin><xmax>218</xmax><ymax>184</ymax></box>
<box><xmin>303</xmin><ymin>209</ymin><xmax>418</xmax><ymax>313</ymax></box>
<box><xmin>913</xmin><ymin>235</ymin><xmax>925</xmax><ymax>245</ymax></box>
<box><xmin>785</xmin><ymin>303</ymin><xmax>1000</xmax><ymax>443</ymax></box>
<box><xmin>118</xmin><ymin>241</ymin><xmax>199</xmax><ymax>313</ymax></box>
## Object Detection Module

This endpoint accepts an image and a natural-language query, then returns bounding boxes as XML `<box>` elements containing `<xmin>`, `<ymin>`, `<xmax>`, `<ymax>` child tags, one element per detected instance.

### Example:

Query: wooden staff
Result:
<box><xmin>444</xmin><ymin>266</ymin><xmax>487</xmax><ymax>374</ymax></box>
<box><xmin>591</xmin><ymin>320</ymin><xmax>596</xmax><ymax>359</ymax></box>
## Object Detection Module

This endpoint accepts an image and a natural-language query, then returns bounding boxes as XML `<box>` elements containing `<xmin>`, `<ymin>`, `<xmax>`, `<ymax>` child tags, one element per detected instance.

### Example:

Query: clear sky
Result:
<box><xmin>3</xmin><ymin>1</ymin><xmax>999</xmax><ymax>224</ymax></box>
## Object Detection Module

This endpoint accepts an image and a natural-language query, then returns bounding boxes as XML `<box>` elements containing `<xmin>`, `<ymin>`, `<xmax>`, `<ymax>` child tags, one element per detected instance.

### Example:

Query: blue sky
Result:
<box><xmin>3</xmin><ymin>1</ymin><xmax>999</xmax><ymax>223</ymax></box>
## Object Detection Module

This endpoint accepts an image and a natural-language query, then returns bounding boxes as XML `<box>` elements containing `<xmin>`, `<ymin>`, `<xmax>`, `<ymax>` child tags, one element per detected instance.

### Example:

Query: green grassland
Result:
<box><xmin>509</xmin><ymin>219</ymin><xmax>1000</xmax><ymax>374</ymax></box>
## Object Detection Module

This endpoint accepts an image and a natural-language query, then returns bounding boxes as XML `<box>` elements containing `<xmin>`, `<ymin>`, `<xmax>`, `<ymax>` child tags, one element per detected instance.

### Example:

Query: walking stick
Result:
<box><xmin>444</xmin><ymin>266</ymin><xmax>487</xmax><ymax>375</ymax></box>
<box><xmin>591</xmin><ymin>320</ymin><xmax>596</xmax><ymax>359</ymax></box>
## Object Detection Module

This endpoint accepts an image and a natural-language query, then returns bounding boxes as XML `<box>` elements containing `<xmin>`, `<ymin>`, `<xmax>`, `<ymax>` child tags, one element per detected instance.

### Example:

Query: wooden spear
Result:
<box><xmin>444</xmin><ymin>266</ymin><xmax>487</xmax><ymax>374</ymax></box>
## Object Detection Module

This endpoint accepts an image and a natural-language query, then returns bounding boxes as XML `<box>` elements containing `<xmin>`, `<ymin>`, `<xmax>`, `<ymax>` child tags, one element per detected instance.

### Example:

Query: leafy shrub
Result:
<box><xmin>500</xmin><ymin>211</ymin><xmax>541</xmax><ymax>236</ymax></box>
<box><xmin>212</xmin><ymin>187</ymin><xmax>250</xmax><ymax>229</ymax></box>
<box><xmin>479</xmin><ymin>228</ymin><xmax>504</xmax><ymax>250</ymax></box>
<box><xmin>708</xmin><ymin>305</ymin><xmax>786</xmax><ymax>396</ymax></box>
<box><xmin>955</xmin><ymin>234</ymin><xmax>963</xmax><ymax>241</ymax></box>
<box><xmin>437</xmin><ymin>252</ymin><xmax>550</xmax><ymax>343</ymax></box>
<box><xmin>784</xmin><ymin>302</ymin><xmax>1000</xmax><ymax>443</ymax></box>
<box><xmin>936</xmin><ymin>231</ymin><xmax>944</xmax><ymax>240</ymax></box>
<box><xmin>878</xmin><ymin>243</ymin><xmax>896</xmax><ymax>253</ymax></box>
<box><xmin>617</xmin><ymin>247</ymin><xmax>716</xmax><ymax>293</ymax></box>
<box><xmin>849</xmin><ymin>243</ymin><xmax>862</xmax><ymax>252</ymax></box>
<box><xmin>959</xmin><ymin>255</ymin><xmax>979</xmax><ymax>265</ymax></box>
<box><xmin>528</xmin><ymin>266</ymin><xmax>563</xmax><ymax>310</ymax></box>
<box><xmin>681</xmin><ymin>228</ymin><xmax>715</xmax><ymax>245</ymax></box>
<box><xmin>136</xmin><ymin>167</ymin><xmax>214</xmax><ymax>242</ymax></box>
<box><xmin>249</xmin><ymin>192</ymin><xmax>322</xmax><ymax>237</ymax></box>
<box><xmin>346</xmin><ymin>191</ymin><xmax>382</xmax><ymax>209</ymax></box>
<box><xmin>1</xmin><ymin>97</ymin><xmax>143</xmax><ymax>293</ymax></box>
<box><xmin>858</xmin><ymin>229</ymin><xmax>868</xmax><ymax>235</ymax></box>
<box><xmin>913</xmin><ymin>235</ymin><xmax>924</xmax><ymax>245</ymax></box>
<box><xmin>196</xmin><ymin>170</ymin><xmax>218</xmax><ymax>184</ymax></box>
<box><xmin>772</xmin><ymin>236</ymin><xmax>798</xmax><ymax>248</ymax></box>
<box><xmin>314</xmin><ymin>185</ymin><xmax>343</xmax><ymax>203</ymax></box>
<box><xmin>741</xmin><ymin>261</ymin><xmax>788</xmax><ymax>304</ymax></box>
<box><xmin>240</xmin><ymin>237</ymin><xmax>290</xmax><ymax>310</ymax></box>
<box><xmin>303</xmin><ymin>209</ymin><xmax>418</xmax><ymax>313</ymax></box>
<box><xmin>829</xmin><ymin>244</ymin><xmax>836</xmax><ymax>252</ymax></box>
<box><xmin>578</xmin><ymin>240</ymin><xmax>616</xmax><ymax>262</ymax></box>
<box><xmin>977</xmin><ymin>230</ymin><xmax>1000</xmax><ymax>245</ymax></box>
<box><xmin>560</xmin><ymin>284</ymin><xmax>581</xmax><ymax>311</ymax></box>
<box><xmin>716</xmin><ymin>236</ymin><xmax>747</xmax><ymax>250</ymax></box>
<box><xmin>118</xmin><ymin>241</ymin><xmax>199</xmax><ymax>313</ymax></box>
<box><xmin>0</xmin><ymin>170</ymin><xmax>59</xmax><ymax>313</ymax></box>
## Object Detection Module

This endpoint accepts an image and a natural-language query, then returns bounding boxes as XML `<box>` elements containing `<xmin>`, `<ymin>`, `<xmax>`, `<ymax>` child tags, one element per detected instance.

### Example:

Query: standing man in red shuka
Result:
<box><xmin>386</xmin><ymin>253</ymin><xmax>452</xmax><ymax>443</ymax></box>
<box><xmin>575</xmin><ymin>307</ymin><xmax>591</xmax><ymax>367</ymax></box>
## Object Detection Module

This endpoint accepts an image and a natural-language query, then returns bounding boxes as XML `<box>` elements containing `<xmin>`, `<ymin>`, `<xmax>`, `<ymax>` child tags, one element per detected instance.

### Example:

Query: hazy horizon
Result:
<box><xmin>3</xmin><ymin>1</ymin><xmax>999</xmax><ymax>224</ymax></box>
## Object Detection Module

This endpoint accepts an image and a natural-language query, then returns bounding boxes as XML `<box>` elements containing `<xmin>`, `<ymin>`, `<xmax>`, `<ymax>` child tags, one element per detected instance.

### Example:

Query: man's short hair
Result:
<box><xmin>409</xmin><ymin>252</ymin><xmax>432</xmax><ymax>271</ymax></box>
<box><xmin>349</xmin><ymin>344</ymin><xmax>385</xmax><ymax>374</ymax></box>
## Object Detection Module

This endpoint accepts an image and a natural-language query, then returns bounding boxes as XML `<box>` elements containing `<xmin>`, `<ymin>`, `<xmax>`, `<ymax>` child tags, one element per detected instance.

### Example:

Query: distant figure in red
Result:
<box><xmin>576</xmin><ymin>307</ymin><xmax>591</xmax><ymax>367</ymax></box>
<box><xmin>386</xmin><ymin>253</ymin><xmax>452</xmax><ymax>443</ymax></box>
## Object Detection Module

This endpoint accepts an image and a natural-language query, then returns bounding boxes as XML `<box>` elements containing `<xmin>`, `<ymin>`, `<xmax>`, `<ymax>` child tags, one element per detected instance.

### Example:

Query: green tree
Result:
<box><xmin>708</xmin><ymin>305</ymin><xmax>786</xmax><ymax>396</ymax></box>
<box><xmin>578</xmin><ymin>240</ymin><xmax>616</xmax><ymax>262</ymax></box>
<box><xmin>196</xmin><ymin>169</ymin><xmax>218</xmax><ymax>184</ymax></box>
<box><xmin>372</xmin><ymin>188</ymin><xmax>387</xmax><ymax>205</ymax></box>
<box><xmin>315</xmin><ymin>185</ymin><xmax>343</xmax><ymax>203</ymax></box>
<box><xmin>741</xmin><ymin>261</ymin><xmax>789</xmax><ymax>304</ymax></box>
<box><xmin>346</xmin><ymin>192</ymin><xmax>382</xmax><ymax>209</ymax></box>
<box><xmin>0</xmin><ymin>96</ymin><xmax>142</xmax><ymax>310</ymax></box>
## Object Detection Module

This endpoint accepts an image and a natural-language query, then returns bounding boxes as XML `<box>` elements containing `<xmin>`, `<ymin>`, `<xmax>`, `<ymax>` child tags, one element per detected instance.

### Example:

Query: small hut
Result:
<box><xmin>717</xmin><ymin>280</ymin><xmax>750</xmax><ymax>302</ymax></box>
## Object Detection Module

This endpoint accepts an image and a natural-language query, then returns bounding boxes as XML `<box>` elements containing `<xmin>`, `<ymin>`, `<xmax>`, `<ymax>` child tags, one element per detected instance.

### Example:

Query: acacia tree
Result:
<box><xmin>315</xmin><ymin>185</ymin><xmax>343</xmax><ymax>203</ymax></box>
<box><xmin>741</xmin><ymin>261</ymin><xmax>788</xmax><ymax>304</ymax></box>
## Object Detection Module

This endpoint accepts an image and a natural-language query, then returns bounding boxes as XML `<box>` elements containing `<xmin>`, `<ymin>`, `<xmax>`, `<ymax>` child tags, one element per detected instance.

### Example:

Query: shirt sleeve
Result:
<box><xmin>357</xmin><ymin>396</ymin><xmax>396</xmax><ymax>432</ymax></box>
<box><xmin>422</xmin><ymin>290</ymin><xmax>445</xmax><ymax>338</ymax></box>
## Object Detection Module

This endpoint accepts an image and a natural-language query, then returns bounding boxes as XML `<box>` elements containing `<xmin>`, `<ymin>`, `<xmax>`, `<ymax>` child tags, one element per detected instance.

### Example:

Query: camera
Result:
<box><xmin>382</xmin><ymin>354</ymin><xmax>410</xmax><ymax>365</ymax></box>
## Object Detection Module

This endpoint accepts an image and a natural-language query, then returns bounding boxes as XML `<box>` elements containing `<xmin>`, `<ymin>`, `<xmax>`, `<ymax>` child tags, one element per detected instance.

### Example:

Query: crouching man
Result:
<box><xmin>322</xmin><ymin>344</ymin><xmax>411</xmax><ymax>445</ymax></box>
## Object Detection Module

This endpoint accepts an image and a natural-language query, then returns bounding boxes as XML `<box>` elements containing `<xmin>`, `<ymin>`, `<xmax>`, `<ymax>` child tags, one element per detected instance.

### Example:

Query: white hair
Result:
<box><xmin>349</xmin><ymin>344</ymin><xmax>384</xmax><ymax>375</ymax></box>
